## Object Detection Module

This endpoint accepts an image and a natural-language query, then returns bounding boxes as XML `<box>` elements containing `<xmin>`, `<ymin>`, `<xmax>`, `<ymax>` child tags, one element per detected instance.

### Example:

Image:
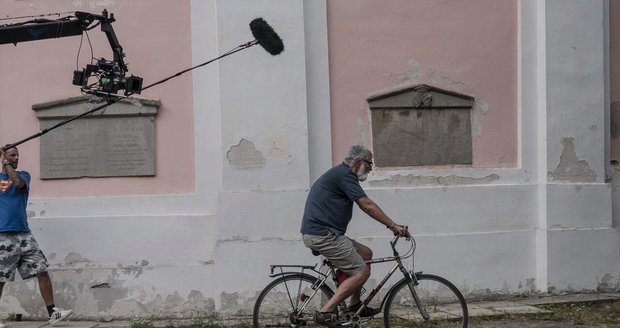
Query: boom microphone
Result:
<box><xmin>250</xmin><ymin>18</ymin><xmax>284</xmax><ymax>55</ymax></box>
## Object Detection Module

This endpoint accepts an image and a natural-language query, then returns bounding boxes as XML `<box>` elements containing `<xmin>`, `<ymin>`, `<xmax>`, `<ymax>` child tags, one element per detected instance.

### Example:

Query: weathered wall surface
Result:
<box><xmin>0</xmin><ymin>0</ymin><xmax>617</xmax><ymax>321</ymax></box>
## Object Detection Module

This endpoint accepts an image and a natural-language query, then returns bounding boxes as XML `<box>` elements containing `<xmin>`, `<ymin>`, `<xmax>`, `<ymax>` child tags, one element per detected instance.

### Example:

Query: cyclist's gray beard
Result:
<box><xmin>356</xmin><ymin>167</ymin><xmax>368</xmax><ymax>182</ymax></box>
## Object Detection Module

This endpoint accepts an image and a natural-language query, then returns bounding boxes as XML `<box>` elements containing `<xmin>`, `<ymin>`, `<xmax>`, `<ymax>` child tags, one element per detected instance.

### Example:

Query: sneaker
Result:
<box><xmin>348</xmin><ymin>302</ymin><xmax>380</xmax><ymax>317</ymax></box>
<box><xmin>49</xmin><ymin>307</ymin><xmax>73</xmax><ymax>325</ymax></box>
<box><xmin>314</xmin><ymin>310</ymin><xmax>340</xmax><ymax>327</ymax></box>
<box><xmin>0</xmin><ymin>321</ymin><xmax>6</xmax><ymax>328</ymax></box>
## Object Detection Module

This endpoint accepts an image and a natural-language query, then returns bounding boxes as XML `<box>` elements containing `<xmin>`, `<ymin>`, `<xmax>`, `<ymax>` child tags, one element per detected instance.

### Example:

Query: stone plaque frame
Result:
<box><xmin>33</xmin><ymin>95</ymin><xmax>160</xmax><ymax>179</ymax></box>
<box><xmin>367</xmin><ymin>84</ymin><xmax>475</xmax><ymax>167</ymax></box>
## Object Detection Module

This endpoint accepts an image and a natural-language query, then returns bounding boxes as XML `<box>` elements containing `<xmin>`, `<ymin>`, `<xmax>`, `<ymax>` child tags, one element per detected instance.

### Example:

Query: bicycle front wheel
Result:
<box><xmin>253</xmin><ymin>273</ymin><xmax>335</xmax><ymax>328</ymax></box>
<box><xmin>384</xmin><ymin>273</ymin><xmax>468</xmax><ymax>328</ymax></box>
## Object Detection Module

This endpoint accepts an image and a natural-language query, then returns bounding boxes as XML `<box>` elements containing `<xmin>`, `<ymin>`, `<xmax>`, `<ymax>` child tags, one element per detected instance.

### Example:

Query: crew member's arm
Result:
<box><xmin>2</xmin><ymin>152</ymin><xmax>25</xmax><ymax>189</ymax></box>
<box><xmin>355</xmin><ymin>196</ymin><xmax>410</xmax><ymax>237</ymax></box>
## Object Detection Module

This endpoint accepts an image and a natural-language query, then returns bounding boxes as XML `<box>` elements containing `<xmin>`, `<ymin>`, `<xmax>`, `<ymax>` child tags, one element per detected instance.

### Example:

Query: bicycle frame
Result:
<box><xmin>268</xmin><ymin>236</ymin><xmax>420</xmax><ymax>321</ymax></box>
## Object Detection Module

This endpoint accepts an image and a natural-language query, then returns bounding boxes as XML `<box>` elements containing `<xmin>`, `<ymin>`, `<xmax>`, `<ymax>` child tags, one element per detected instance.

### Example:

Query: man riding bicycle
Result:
<box><xmin>300</xmin><ymin>145</ymin><xmax>410</xmax><ymax>327</ymax></box>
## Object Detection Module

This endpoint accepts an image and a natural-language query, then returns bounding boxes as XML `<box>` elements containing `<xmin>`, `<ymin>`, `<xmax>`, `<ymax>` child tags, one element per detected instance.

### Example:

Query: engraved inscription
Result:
<box><xmin>34</xmin><ymin>97</ymin><xmax>158</xmax><ymax>179</ymax></box>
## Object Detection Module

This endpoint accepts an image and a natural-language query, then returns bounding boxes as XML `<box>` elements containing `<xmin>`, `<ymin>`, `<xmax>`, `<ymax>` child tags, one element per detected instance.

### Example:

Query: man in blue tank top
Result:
<box><xmin>0</xmin><ymin>146</ymin><xmax>73</xmax><ymax>326</ymax></box>
<box><xmin>301</xmin><ymin>145</ymin><xmax>409</xmax><ymax>326</ymax></box>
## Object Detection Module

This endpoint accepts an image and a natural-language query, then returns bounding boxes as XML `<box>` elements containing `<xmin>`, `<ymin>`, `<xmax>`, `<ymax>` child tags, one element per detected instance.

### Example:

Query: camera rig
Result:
<box><xmin>0</xmin><ymin>11</ymin><xmax>282</xmax><ymax>151</ymax></box>
<box><xmin>0</xmin><ymin>10</ymin><xmax>142</xmax><ymax>96</ymax></box>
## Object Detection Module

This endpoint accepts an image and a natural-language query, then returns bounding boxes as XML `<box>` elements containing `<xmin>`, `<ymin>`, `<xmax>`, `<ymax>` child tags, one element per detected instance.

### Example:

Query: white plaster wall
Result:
<box><xmin>0</xmin><ymin>0</ymin><xmax>618</xmax><ymax>321</ymax></box>
<box><xmin>547</xmin><ymin>228</ymin><xmax>620</xmax><ymax>291</ymax></box>
<box><xmin>545</xmin><ymin>0</ymin><xmax>607</xmax><ymax>182</ymax></box>
<box><xmin>212</xmin><ymin>185</ymin><xmax>539</xmax><ymax>311</ymax></box>
<box><xmin>547</xmin><ymin>183</ymin><xmax>612</xmax><ymax>229</ymax></box>
<box><xmin>2</xmin><ymin>215</ymin><xmax>217</xmax><ymax>319</ymax></box>
<box><xmin>217</xmin><ymin>0</ymin><xmax>310</xmax><ymax>192</ymax></box>
<box><xmin>541</xmin><ymin>0</ymin><xmax>619</xmax><ymax>292</ymax></box>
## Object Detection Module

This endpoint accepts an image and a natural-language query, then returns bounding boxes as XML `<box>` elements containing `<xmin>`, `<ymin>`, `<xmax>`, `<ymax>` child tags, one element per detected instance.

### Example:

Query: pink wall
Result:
<box><xmin>327</xmin><ymin>0</ymin><xmax>518</xmax><ymax>168</ymax></box>
<box><xmin>0</xmin><ymin>0</ymin><xmax>195</xmax><ymax>197</ymax></box>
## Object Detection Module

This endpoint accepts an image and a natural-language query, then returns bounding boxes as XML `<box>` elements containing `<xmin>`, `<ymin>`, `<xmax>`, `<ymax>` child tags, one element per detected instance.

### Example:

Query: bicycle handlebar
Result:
<box><xmin>390</xmin><ymin>227</ymin><xmax>413</xmax><ymax>252</ymax></box>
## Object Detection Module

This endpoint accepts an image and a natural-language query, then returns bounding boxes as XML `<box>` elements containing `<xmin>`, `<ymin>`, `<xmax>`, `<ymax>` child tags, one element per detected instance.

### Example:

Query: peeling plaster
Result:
<box><xmin>549</xmin><ymin>138</ymin><xmax>596</xmax><ymax>183</ymax></box>
<box><xmin>268</xmin><ymin>128</ymin><xmax>293</xmax><ymax>160</ymax></box>
<box><xmin>5</xmin><ymin>267</ymin><xmax>219</xmax><ymax>319</ymax></box>
<box><xmin>499</xmin><ymin>155</ymin><xmax>511</xmax><ymax>164</ymax></box>
<box><xmin>387</xmin><ymin>59</ymin><xmax>467</xmax><ymax>94</ymax></box>
<box><xmin>220</xmin><ymin>291</ymin><xmax>254</xmax><ymax>316</ymax></box>
<box><xmin>226</xmin><ymin>139</ymin><xmax>266</xmax><ymax>170</ymax></box>
<box><xmin>471</xmin><ymin>100</ymin><xmax>489</xmax><ymax>137</ymax></box>
<box><xmin>428</xmin><ymin>69</ymin><xmax>466</xmax><ymax>92</ymax></box>
<box><xmin>64</xmin><ymin>252</ymin><xmax>90</xmax><ymax>265</ymax></box>
<box><xmin>597</xmin><ymin>274</ymin><xmax>618</xmax><ymax>292</ymax></box>
<box><xmin>369</xmin><ymin>174</ymin><xmax>499</xmax><ymax>187</ymax></box>
<box><xmin>388</xmin><ymin>59</ymin><xmax>423</xmax><ymax>86</ymax></box>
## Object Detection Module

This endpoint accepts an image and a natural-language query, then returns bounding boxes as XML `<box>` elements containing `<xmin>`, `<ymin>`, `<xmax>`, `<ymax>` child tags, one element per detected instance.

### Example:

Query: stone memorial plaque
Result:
<box><xmin>33</xmin><ymin>96</ymin><xmax>160</xmax><ymax>179</ymax></box>
<box><xmin>367</xmin><ymin>84</ymin><xmax>474</xmax><ymax>167</ymax></box>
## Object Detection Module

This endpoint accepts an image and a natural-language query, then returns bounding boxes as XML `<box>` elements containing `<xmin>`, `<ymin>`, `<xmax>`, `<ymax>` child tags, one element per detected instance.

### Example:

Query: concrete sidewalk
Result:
<box><xmin>2</xmin><ymin>292</ymin><xmax>620</xmax><ymax>328</ymax></box>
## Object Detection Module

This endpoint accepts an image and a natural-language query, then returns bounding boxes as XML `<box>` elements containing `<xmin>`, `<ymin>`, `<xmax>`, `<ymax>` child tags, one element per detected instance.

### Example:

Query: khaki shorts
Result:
<box><xmin>0</xmin><ymin>232</ymin><xmax>49</xmax><ymax>282</ymax></box>
<box><xmin>303</xmin><ymin>233</ymin><xmax>366</xmax><ymax>275</ymax></box>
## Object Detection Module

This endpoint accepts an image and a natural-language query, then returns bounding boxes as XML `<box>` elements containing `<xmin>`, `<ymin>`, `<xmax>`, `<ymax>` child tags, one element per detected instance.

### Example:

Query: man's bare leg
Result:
<box><xmin>319</xmin><ymin>264</ymin><xmax>370</xmax><ymax>313</ymax></box>
<box><xmin>37</xmin><ymin>272</ymin><xmax>55</xmax><ymax>306</ymax></box>
<box><xmin>349</xmin><ymin>244</ymin><xmax>372</xmax><ymax>306</ymax></box>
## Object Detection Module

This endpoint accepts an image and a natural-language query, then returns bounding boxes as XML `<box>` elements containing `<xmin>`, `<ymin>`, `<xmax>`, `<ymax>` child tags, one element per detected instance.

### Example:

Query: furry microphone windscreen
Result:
<box><xmin>250</xmin><ymin>18</ymin><xmax>284</xmax><ymax>56</ymax></box>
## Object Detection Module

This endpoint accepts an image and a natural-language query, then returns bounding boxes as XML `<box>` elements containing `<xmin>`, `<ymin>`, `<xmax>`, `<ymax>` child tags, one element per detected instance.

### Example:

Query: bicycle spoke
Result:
<box><xmin>254</xmin><ymin>274</ymin><xmax>334</xmax><ymax>328</ymax></box>
<box><xmin>384</xmin><ymin>274</ymin><xmax>468</xmax><ymax>328</ymax></box>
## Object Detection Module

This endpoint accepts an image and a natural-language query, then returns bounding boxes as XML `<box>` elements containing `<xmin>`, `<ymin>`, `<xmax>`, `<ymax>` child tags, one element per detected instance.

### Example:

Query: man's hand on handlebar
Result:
<box><xmin>389</xmin><ymin>224</ymin><xmax>411</xmax><ymax>238</ymax></box>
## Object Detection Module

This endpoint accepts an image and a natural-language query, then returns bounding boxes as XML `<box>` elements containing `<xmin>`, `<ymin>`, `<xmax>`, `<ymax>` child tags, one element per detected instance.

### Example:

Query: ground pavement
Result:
<box><xmin>2</xmin><ymin>292</ymin><xmax>620</xmax><ymax>328</ymax></box>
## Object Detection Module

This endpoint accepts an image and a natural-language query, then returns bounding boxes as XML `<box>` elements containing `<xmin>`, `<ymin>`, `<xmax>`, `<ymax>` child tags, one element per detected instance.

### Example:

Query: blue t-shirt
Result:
<box><xmin>301</xmin><ymin>163</ymin><xmax>367</xmax><ymax>236</ymax></box>
<box><xmin>0</xmin><ymin>170</ymin><xmax>31</xmax><ymax>232</ymax></box>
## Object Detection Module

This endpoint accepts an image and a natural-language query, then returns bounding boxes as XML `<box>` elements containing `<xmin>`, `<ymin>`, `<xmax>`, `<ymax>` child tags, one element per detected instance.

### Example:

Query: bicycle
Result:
<box><xmin>252</xmin><ymin>234</ymin><xmax>468</xmax><ymax>327</ymax></box>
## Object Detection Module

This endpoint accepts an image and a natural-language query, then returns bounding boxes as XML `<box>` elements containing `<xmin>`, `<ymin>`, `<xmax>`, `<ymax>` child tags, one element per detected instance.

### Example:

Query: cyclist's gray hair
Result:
<box><xmin>344</xmin><ymin>145</ymin><xmax>371</xmax><ymax>166</ymax></box>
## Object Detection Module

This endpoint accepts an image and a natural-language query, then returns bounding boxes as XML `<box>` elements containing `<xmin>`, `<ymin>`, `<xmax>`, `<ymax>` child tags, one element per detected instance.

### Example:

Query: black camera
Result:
<box><xmin>73</xmin><ymin>57</ymin><xmax>142</xmax><ymax>95</ymax></box>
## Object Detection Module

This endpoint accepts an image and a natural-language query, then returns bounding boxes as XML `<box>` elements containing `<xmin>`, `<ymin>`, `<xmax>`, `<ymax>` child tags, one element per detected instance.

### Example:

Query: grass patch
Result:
<box><xmin>130</xmin><ymin>318</ymin><xmax>252</xmax><ymax>328</ymax></box>
<box><xmin>469</xmin><ymin>300</ymin><xmax>620</xmax><ymax>326</ymax></box>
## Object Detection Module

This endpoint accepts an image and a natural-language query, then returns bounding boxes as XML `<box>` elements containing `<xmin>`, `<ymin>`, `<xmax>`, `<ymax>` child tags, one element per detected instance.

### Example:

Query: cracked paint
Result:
<box><xmin>549</xmin><ymin>138</ymin><xmax>596</xmax><ymax>182</ymax></box>
<box><xmin>369</xmin><ymin>174</ymin><xmax>499</xmax><ymax>187</ymax></box>
<box><xmin>226</xmin><ymin>139</ymin><xmax>266</xmax><ymax>170</ymax></box>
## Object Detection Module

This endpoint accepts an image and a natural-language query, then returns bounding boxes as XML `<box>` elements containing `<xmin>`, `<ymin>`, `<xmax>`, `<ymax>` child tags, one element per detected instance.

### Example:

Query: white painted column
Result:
<box><xmin>520</xmin><ymin>0</ymin><xmax>549</xmax><ymax>293</ymax></box>
<box><xmin>541</xmin><ymin>0</ymin><xmax>618</xmax><ymax>291</ymax></box>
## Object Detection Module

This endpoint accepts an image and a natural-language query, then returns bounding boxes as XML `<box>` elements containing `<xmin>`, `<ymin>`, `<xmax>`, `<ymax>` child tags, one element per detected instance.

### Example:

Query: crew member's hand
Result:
<box><xmin>390</xmin><ymin>224</ymin><xmax>410</xmax><ymax>238</ymax></box>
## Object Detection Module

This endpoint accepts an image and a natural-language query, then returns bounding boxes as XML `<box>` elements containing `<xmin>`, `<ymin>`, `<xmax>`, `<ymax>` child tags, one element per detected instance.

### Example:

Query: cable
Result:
<box><xmin>85</xmin><ymin>31</ymin><xmax>94</xmax><ymax>65</ymax></box>
<box><xmin>76</xmin><ymin>33</ymin><xmax>84</xmax><ymax>70</ymax></box>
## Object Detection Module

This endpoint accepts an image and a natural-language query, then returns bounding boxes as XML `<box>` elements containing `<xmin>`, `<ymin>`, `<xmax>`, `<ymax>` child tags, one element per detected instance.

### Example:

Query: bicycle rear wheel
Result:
<box><xmin>384</xmin><ymin>273</ymin><xmax>468</xmax><ymax>328</ymax></box>
<box><xmin>253</xmin><ymin>273</ymin><xmax>335</xmax><ymax>328</ymax></box>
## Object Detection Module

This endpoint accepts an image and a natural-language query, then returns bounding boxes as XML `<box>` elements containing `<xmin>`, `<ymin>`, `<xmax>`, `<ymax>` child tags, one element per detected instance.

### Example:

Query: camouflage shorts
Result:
<box><xmin>0</xmin><ymin>232</ymin><xmax>48</xmax><ymax>282</ymax></box>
